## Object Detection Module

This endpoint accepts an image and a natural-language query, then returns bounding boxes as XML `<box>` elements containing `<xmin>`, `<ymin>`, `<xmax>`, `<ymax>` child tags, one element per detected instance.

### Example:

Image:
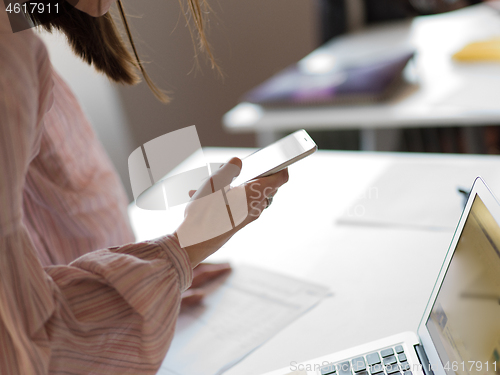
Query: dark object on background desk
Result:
<box><xmin>242</xmin><ymin>50</ymin><xmax>414</xmax><ymax>108</ymax></box>
<box><xmin>408</xmin><ymin>0</ymin><xmax>477</xmax><ymax>15</ymax></box>
<box><xmin>458</xmin><ymin>187</ymin><xmax>471</xmax><ymax>209</ymax></box>
<box><xmin>319</xmin><ymin>0</ymin><xmax>416</xmax><ymax>43</ymax></box>
<box><xmin>318</xmin><ymin>0</ymin><xmax>478</xmax><ymax>44</ymax></box>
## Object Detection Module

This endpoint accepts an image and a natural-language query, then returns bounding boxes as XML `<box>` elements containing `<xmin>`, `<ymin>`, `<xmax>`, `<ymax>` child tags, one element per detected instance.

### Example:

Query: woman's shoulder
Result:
<box><xmin>0</xmin><ymin>28</ymin><xmax>51</xmax><ymax>89</ymax></box>
<box><xmin>0</xmin><ymin>28</ymin><xmax>53</xmax><ymax>122</ymax></box>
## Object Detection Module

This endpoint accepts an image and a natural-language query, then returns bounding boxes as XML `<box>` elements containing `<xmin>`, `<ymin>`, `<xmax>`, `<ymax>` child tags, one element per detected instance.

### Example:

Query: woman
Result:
<box><xmin>0</xmin><ymin>0</ymin><xmax>288</xmax><ymax>373</ymax></box>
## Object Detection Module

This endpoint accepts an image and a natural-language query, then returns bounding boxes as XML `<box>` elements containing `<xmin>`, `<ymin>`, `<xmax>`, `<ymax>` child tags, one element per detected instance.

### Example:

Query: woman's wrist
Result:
<box><xmin>173</xmin><ymin>232</ymin><xmax>205</xmax><ymax>268</ymax></box>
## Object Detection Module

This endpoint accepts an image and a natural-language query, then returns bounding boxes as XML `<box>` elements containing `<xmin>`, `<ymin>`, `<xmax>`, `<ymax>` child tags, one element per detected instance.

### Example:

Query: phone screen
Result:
<box><xmin>230</xmin><ymin>130</ymin><xmax>316</xmax><ymax>187</ymax></box>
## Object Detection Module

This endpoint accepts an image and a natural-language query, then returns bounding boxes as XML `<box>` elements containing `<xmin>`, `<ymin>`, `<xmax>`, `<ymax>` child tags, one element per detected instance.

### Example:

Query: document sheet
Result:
<box><xmin>337</xmin><ymin>160</ymin><xmax>500</xmax><ymax>230</ymax></box>
<box><xmin>157</xmin><ymin>265</ymin><xmax>330</xmax><ymax>375</ymax></box>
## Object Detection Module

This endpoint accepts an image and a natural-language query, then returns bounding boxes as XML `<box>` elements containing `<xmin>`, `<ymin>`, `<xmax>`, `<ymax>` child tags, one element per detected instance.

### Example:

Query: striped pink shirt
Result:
<box><xmin>0</xmin><ymin>28</ymin><xmax>193</xmax><ymax>374</ymax></box>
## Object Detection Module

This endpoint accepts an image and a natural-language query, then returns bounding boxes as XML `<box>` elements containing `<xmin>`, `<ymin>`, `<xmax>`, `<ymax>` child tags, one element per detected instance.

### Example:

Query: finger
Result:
<box><xmin>263</xmin><ymin>168</ymin><xmax>289</xmax><ymax>187</ymax></box>
<box><xmin>190</xmin><ymin>158</ymin><xmax>242</xmax><ymax>200</ymax></box>
<box><xmin>210</xmin><ymin>157</ymin><xmax>242</xmax><ymax>192</ymax></box>
<box><xmin>181</xmin><ymin>289</ymin><xmax>205</xmax><ymax>307</ymax></box>
<box><xmin>246</xmin><ymin>168</ymin><xmax>288</xmax><ymax>200</ymax></box>
<box><xmin>264</xmin><ymin>187</ymin><xmax>279</xmax><ymax>198</ymax></box>
<box><xmin>225</xmin><ymin>157</ymin><xmax>243</xmax><ymax>170</ymax></box>
<box><xmin>248</xmin><ymin>186</ymin><xmax>279</xmax><ymax>203</ymax></box>
<box><xmin>188</xmin><ymin>190</ymin><xmax>196</xmax><ymax>198</ymax></box>
<box><xmin>191</xmin><ymin>263</ymin><xmax>232</xmax><ymax>288</ymax></box>
<box><xmin>243</xmin><ymin>193</ymin><xmax>269</xmax><ymax>226</ymax></box>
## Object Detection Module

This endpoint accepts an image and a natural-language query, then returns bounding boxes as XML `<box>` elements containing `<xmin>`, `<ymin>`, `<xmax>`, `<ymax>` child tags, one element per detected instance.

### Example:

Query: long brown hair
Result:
<box><xmin>25</xmin><ymin>0</ymin><xmax>217</xmax><ymax>103</ymax></box>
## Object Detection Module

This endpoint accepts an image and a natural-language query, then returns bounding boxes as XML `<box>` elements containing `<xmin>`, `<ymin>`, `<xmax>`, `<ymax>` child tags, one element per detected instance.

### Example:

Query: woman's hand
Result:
<box><xmin>174</xmin><ymin>157</ymin><xmax>288</xmax><ymax>267</ymax></box>
<box><xmin>181</xmin><ymin>262</ymin><xmax>232</xmax><ymax>307</ymax></box>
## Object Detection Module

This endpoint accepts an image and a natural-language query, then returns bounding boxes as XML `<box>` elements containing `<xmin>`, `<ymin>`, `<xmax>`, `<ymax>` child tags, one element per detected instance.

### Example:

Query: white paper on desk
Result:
<box><xmin>337</xmin><ymin>159</ymin><xmax>500</xmax><ymax>230</ymax></box>
<box><xmin>157</xmin><ymin>265</ymin><xmax>330</xmax><ymax>375</ymax></box>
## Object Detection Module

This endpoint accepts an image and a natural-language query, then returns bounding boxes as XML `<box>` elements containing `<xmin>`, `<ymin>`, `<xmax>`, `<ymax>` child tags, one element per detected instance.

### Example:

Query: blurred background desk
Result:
<box><xmin>129</xmin><ymin>148</ymin><xmax>500</xmax><ymax>375</ymax></box>
<box><xmin>223</xmin><ymin>3</ymin><xmax>500</xmax><ymax>151</ymax></box>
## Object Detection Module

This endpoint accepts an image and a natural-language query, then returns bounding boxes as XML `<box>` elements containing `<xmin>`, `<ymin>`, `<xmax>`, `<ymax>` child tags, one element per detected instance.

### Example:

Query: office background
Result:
<box><xmin>117</xmin><ymin>0</ymin><xmax>317</xmax><ymax>148</ymax></box>
<box><xmin>41</xmin><ymin>0</ymin><xmax>498</xmax><ymax>200</ymax></box>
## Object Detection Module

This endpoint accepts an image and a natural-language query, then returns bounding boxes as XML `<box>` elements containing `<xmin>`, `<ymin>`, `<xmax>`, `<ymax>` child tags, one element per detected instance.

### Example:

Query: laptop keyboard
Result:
<box><xmin>320</xmin><ymin>345</ymin><xmax>413</xmax><ymax>375</ymax></box>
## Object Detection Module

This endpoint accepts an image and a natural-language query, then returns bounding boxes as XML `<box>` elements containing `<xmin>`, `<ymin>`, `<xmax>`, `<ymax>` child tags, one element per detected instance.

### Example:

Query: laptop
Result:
<box><xmin>263</xmin><ymin>177</ymin><xmax>500</xmax><ymax>375</ymax></box>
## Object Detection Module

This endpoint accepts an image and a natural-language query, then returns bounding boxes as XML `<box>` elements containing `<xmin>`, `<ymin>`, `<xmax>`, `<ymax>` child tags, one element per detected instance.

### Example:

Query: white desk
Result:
<box><xmin>223</xmin><ymin>4</ymin><xmax>500</xmax><ymax>150</ymax></box>
<box><xmin>129</xmin><ymin>148</ymin><xmax>500</xmax><ymax>375</ymax></box>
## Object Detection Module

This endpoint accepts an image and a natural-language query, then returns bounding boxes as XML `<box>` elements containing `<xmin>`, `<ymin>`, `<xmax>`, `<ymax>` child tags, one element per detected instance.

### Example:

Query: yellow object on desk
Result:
<box><xmin>453</xmin><ymin>37</ymin><xmax>500</xmax><ymax>62</ymax></box>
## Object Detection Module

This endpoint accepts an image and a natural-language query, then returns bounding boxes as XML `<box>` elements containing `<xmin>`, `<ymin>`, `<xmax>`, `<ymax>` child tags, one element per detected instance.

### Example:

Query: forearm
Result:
<box><xmin>0</xmin><ymin>230</ymin><xmax>193</xmax><ymax>374</ymax></box>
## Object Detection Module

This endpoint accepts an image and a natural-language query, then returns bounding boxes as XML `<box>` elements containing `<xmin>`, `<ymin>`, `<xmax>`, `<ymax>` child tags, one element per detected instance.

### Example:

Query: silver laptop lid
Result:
<box><xmin>418</xmin><ymin>177</ymin><xmax>500</xmax><ymax>375</ymax></box>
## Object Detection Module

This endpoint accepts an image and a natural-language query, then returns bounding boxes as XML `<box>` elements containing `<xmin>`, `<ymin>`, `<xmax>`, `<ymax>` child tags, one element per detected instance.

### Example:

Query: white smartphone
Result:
<box><xmin>230</xmin><ymin>129</ymin><xmax>317</xmax><ymax>187</ymax></box>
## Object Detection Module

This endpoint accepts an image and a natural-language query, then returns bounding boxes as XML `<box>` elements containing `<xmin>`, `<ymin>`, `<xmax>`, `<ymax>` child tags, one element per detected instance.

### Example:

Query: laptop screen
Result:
<box><xmin>426</xmin><ymin>195</ymin><xmax>500</xmax><ymax>375</ymax></box>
